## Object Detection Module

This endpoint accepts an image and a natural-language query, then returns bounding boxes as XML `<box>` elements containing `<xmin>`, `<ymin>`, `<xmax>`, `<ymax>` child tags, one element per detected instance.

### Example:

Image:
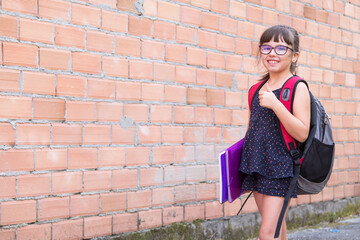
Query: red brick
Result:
<box><xmin>187</xmin><ymin>87</ymin><xmax>206</xmax><ymax>105</ymax></box>
<box><xmin>72</xmin><ymin>52</ymin><xmax>101</xmax><ymax>74</ymax></box>
<box><xmin>17</xmin><ymin>173</ymin><xmax>51</xmax><ymax>197</ymax></box>
<box><xmin>84</xmin><ymin>170</ymin><xmax>111</xmax><ymax>192</ymax></box>
<box><xmin>52</xmin><ymin>172</ymin><xmax>82</xmax><ymax>194</ymax></box>
<box><xmin>176</xmin><ymin>65</ymin><xmax>196</xmax><ymax>84</ymax></box>
<box><xmin>186</xmin><ymin>165</ymin><xmax>206</xmax><ymax>183</ymax></box>
<box><xmin>185</xmin><ymin>204</ymin><xmax>205</xmax><ymax>221</ymax></box>
<box><xmin>128</xmin><ymin>189</ymin><xmax>151</xmax><ymax>209</ymax></box>
<box><xmin>204</xmin><ymin>126</ymin><xmax>222</xmax><ymax>143</ymax></box>
<box><xmin>102</xmin><ymin>10</ymin><xmax>127</xmax><ymax>32</ymax></box>
<box><xmin>129</xmin><ymin>60</ymin><xmax>153</xmax><ymax>80</ymax></box>
<box><xmin>2</xmin><ymin>0</ymin><xmax>37</xmax><ymax>15</ymax></box>
<box><xmin>220</xmin><ymin>16</ymin><xmax>237</xmax><ymax>35</ymax></box>
<box><xmin>0</xmin><ymin>176</ymin><xmax>16</xmax><ymax>199</ymax></box>
<box><xmin>195</xmin><ymin>145</ymin><xmax>215</xmax><ymax>163</ymax></box>
<box><xmin>141</xmin><ymin>39</ymin><xmax>164</xmax><ymax>60</ymax></box>
<box><xmin>117</xmin><ymin>0</ymin><xmax>137</xmax><ymax>12</ymax></box>
<box><xmin>197</xmin><ymin>29</ymin><xmax>217</xmax><ymax>49</ymax></box>
<box><xmin>70</xmin><ymin>194</ymin><xmax>99</xmax><ymax>217</ymax></box>
<box><xmin>153</xmin><ymin>20</ymin><xmax>176</xmax><ymax>40</ymax></box>
<box><xmin>150</xmin><ymin>105</ymin><xmax>172</xmax><ymax>123</ymax></box>
<box><xmin>175</xmin><ymin>145</ymin><xmax>195</xmax><ymax>163</ymax></box>
<box><xmin>164</xmin><ymin>85</ymin><xmax>186</xmax><ymax>103</ymax></box>
<box><xmin>113</xmin><ymin>213</ymin><xmax>138</xmax><ymax>234</ymax></box>
<box><xmin>216</xmin><ymin>71</ymin><xmax>233</xmax><ymax>87</ymax></box>
<box><xmin>207</xmin><ymin>51</ymin><xmax>225</xmax><ymax>69</ymax></box>
<box><xmin>40</xmin><ymin>47</ymin><xmax>71</xmax><ymax>70</ymax></box>
<box><xmin>207</xmin><ymin>89</ymin><xmax>225</xmax><ymax>106</ymax></box>
<box><xmin>52</xmin><ymin>219</ymin><xmax>83</xmax><ymax>240</ymax></box>
<box><xmin>23</xmin><ymin>71</ymin><xmax>55</xmax><ymax>95</ymax></box>
<box><xmin>88</xmin><ymin>78</ymin><xmax>115</xmax><ymax>99</ymax></box>
<box><xmin>174</xmin><ymin>106</ymin><xmax>194</xmax><ymax>124</ymax></box>
<box><xmin>165</xmin><ymin>44</ymin><xmax>186</xmax><ymax>63</ymax></box>
<box><xmin>116</xmin><ymin>36</ymin><xmax>140</xmax><ymax>57</ymax></box>
<box><xmin>17</xmin><ymin>123</ymin><xmax>50</xmax><ymax>146</ymax></box>
<box><xmin>158</xmin><ymin>1</ymin><xmax>180</xmax><ymax>21</ymax></box>
<box><xmin>184</xmin><ymin>126</ymin><xmax>203</xmax><ymax>143</ymax></box>
<box><xmin>139</xmin><ymin>209</ymin><xmax>163</xmax><ymax>230</ymax></box>
<box><xmin>229</xmin><ymin>0</ymin><xmax>246</xmax><ymax>19</ymax></box>
<box><xmin>112</xmin><ymin>168</ymin><xmax>138</xmax><ymax>190</ymax></box>
<box><xmin>99</xmin><ymin>147</ymin><xmax>125</xmax><ymax>167</ymax></box>
<box><xmin>124</xmin><ymin>103</ymin><xmax>148</xmax><ymax>122</ymax></box>
<box><xmin>95</xmin><ymin>102</ymin><xmax>122</xmax><ymax>122</ymax></box>
<box><xmin>100</xmin><ymin>192</ymin><xmax>126</xmax><ymax>213</ymax></box>
<box><xmin>0</xmin><ymin>123</ymin><xmax>15</xmax><ymax>146</ymax></box>
<box><xmin>152</xmin><ymin>146</ymin><xmax>175</xmax><ymax>165</ymax></box>
<box><xmin>0</xmin><ymin>149</ymin><xmax>33</xmax><ymax>172</ymax></box>
<box><xmin>127</xmin><ymin>147</ymin><xmax>151</xmax><ymax>166</ymax></box>
<box><xmin>197</xmin><ymin>69</ymin><xmax>216</xmax><ymax>86</ymax></box>
<box><xmin>0</xmin><ymin>15</ymin><xmax>18</xmax><ymax>38</ymax></box>
<box><xmin>66</xmin><ymin>101</ymin><xmax>96</xmax><ymax>122</ymax></box>
<box><xmin>102</xmin><ymin>56</ymin><xmax>128</xmax><ymax>77</ymax></box>
<box><xmin>87</xmin><ymin>30</ymin><xmax>114</xmax><ymax>53</ymax></box>
<box><xmin>175</xmin><ymin>185</ymin><xmax>196</xmax><ymax>203</ymax></box>
<box><xmin>205</xmin><ymin>201</ymin><xmax>223</xmax><ymax>219</ymax></box>
<box><xmin>1</xmin><ymin>200</ymin><xmax>36</xmax><ymax>225</ymax></box>
<box><xmin>263</xmin><ymin>9</ymin><xmax>278</xmax><ymax>25</ymax></box>
<box><xmin>176</xmin><ymin>25</ymin><xmax>196</xmax><ymax>44</ymax></box>
<box><xmin>112</xmin><ymin>126</ymin><xmax>136</xmax><ymax>145</ymax></box>
<box><xmin>138</xmin><ymin>125</ymin><xmax>161</xmax><ymax>144</ymax></box>
<box><xmin>56</xmin><ymin>74</ymin><xmax>86</xmax><ymax>97</ymax></box>
<box><xmin>181</xmin><ymin>6</ymin><xmax>201</xmax><ymax>26</ymax></box>
<box><xmin>129</xmin><ymin>16</ymin><xmax>152</xmax><ymax>37</ymax></box>
<box><xmin>84</xmin><ymin>124</ymin><xmax>111</xmax><ymax>145</ymax></box>
<box><xmin>84</xmin><ymin>216</ymin><xmax>112</xmax><ymax>239</ymax></box>
<box><xmin>226</xmin><ymin>91</ymin><xmax>242</xmax><ymax>107</ymax></box>
<box><xmin>51</xmin><ymin>123</ymin><xmax>82</xmax><ymax>146</ymax></box>
<box><xmin>20</xmin><ymin>18</ymin><xmax>53</xmax><ymax>44</ymax></box>
<box><xmin>162</xmin><ymin>125</ymin><xmax>183</xmax><ymax>143</ymax></box>
<box><xmin>201</xmin><ymin>12</ymin><xmax>219</xmax><ymax>31</ymax></box>
<box><xmin>17</xmin><ymin>224</ymin><xmax>52</xmax><ymax>240</ymax></box>
<box><xmin>163</xmin><ymin>206</ymin><xmax>184</xmax><ymax>225</ymax></box>
<box><xmin>3</xmin><ymin>42</ymin><xmax>37</xmax><ymax>67</ymax></box>
<box><xmin>152</xmin><ymin>187</ymin><xmax>174</xmax><ymax>206</ymax></box>
<box><xmin>140</xmin><ymin>167</ymin><xmax>163</xmax><ymax>187</ymax></box>
<box><xmin>217</xmin><ymin>35</ymin><xmax>235</xmax><ymax>52</ymax></box>
<box><xmin>197</xmin><ymin>183</ymin><xmax>216</xmax><ymax>201</ymax></box>
<box><xmin>187</xmin><ymin>47</ymin><xmax>206</xmax><ymax>66</ymax></box>
<box><xmin>192</xmin><ymin>0</ymin><xmax>210</xmax><ymax>9</ymax></box>
<box><xmin>38</xmin><ymin>197</ymin><xmax>69</xmax><ymax>221</ymax></box>
<box><xmin>39</xmin><ymin>0</ymin><xmax>70</xmax><ymax>21</ymax></box>
<box><xmin>153</xmin><ymin>63</ymin><xmax>176</xmax><ymax>82</ymax></box>
<box><xmin>238</xmin><ymin>21</ymin><xmax>254</xmax><ymax>39</ymax></box>
<box><xmin>68</xmin><ymin>147</ymin><xmax>97</xmax><ymax>169</ymax></box>
<box><xmin>33</xmin><ymin>98</ymin><xmax>65</xmax><ymax>121</ymax></box>
<box><xmin>164</xmin><ymin>166</ymin><xmax>185</xmax><ymax>184</ymax></box>
<box><xmin>116</xmin><ymin>81</ymin><xmax>141</xmax><ymax>101</ymax></box>
<box><xmin>72</xmin><ymin>3</ymin><xmax>100</xmax><ymax>27</ymax></box>
<box><xmin>141</xmin><ymin>83</ymin><xmax>164</xmax><ymax>101</ymax></box>
<box><xmin>195</xmin><ymin>107</ymin><xmax>213</xmax><ymax>124</ymax></box>
<box><xmin>143</xmin><ymin>0</ymin><xmax>157</xmax><ymax>16</ymax></box>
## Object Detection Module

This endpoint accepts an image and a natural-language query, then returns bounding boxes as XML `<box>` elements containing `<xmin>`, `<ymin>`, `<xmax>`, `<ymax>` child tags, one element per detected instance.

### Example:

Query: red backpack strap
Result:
<box><xmin>248</xmin><ymin>80</ymin><xmax>267</xmax><ymax>111</ymax></box>
<box><xmin>278</xmin><ymin>76</ymin><xmax>308</xmax><ymax>152</ymax></box>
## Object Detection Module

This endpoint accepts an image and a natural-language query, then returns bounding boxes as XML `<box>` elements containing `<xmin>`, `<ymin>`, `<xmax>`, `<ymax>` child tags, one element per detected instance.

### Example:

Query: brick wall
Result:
<box><xmin>0</xmin><ymin>0</ymin><xmax>359</xmax><ymax>239</ymax></box>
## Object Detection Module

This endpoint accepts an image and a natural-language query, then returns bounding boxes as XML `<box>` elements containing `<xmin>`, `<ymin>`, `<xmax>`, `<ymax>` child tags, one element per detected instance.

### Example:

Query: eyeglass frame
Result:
<box><xmin>259</xmin><ymin>44</ymin><xmax>294</xmax><ymax>55</ymax></box>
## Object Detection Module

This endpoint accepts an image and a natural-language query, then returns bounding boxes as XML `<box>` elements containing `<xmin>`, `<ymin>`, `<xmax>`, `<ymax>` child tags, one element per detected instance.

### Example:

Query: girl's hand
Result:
<box><xmin>258</xmin><ymin>83</ymin><xmax>279</xmax><ymax>110</ymax></box>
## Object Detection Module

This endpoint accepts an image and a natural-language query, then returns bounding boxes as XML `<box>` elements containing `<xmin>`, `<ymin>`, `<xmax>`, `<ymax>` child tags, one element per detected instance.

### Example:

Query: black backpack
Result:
<box><xmin>241</xmin><ymin>76</ymin><xmax>335</xmax><ymax>238</ymax></box>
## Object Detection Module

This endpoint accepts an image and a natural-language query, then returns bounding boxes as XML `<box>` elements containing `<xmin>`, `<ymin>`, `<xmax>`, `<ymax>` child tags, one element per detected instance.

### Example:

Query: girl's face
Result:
<box><xmin>260</xmin><ymin>38</ymin><xmax>299</xmax><ymax>76</ymax></box>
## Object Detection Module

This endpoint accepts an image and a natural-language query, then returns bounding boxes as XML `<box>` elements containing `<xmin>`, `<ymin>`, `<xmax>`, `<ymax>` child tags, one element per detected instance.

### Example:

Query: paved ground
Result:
<box><xmin>287</xmin><ymin>215</ymin><xmax>360</xmax><ymax>240</ymax></box>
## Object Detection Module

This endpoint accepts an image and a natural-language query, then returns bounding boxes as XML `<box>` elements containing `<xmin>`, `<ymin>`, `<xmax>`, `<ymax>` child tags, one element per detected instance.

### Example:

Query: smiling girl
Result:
<box><xmin>239</xmin><ymin>25</ymin><xmax>311</xmax><ymax>240</ymax></box>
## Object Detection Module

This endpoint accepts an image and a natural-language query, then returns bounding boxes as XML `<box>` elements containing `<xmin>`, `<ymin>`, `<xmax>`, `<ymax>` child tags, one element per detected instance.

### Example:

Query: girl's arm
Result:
<box><xmin>259</xmin><ymin>82</ymin><xmax>311</xmax><ymax>143</ymax></box>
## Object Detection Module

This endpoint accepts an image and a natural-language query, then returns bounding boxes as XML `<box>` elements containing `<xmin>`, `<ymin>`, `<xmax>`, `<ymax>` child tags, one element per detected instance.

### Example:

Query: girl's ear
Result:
<box><xmin>292</xmin><ymin>51</ymin><xmax>300</xmax><ymax>63</ymax></box>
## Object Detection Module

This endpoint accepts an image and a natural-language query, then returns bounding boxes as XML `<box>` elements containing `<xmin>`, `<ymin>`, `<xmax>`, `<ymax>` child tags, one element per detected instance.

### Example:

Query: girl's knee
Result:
<box><xmin>258</xmin><ymin>228</ymin><xmax>275</xmax><ymax>240</ymax></box>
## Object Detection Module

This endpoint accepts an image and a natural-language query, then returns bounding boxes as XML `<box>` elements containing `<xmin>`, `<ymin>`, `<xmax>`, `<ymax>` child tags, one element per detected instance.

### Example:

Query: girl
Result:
<box><xmin>239</xmin><ymin>25</ymin><xmax>311</xmax><ymax>240</ymax></box>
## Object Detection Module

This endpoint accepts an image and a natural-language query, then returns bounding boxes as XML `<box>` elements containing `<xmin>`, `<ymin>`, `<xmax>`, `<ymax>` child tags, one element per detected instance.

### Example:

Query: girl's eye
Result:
<box><xmin>277</xmin><ymin>46</ymin><xmax>287</xmax><ymax>51</ymax></box>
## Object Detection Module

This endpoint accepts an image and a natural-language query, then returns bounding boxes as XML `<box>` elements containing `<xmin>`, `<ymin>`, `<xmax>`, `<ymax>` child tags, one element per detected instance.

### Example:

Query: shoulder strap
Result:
<box><xmin>248</xmin><ymin>80</ymin><xmax>267</xmax><ymax>111</ymax></box>
<box><xmin>278</xmin><ymin>76</ymin><xmax>308</xmax><ymax>152</ymax></box>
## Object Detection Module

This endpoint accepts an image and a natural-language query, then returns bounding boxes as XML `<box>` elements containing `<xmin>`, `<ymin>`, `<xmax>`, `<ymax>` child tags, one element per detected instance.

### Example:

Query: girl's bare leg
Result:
<box><xmin>253</xmin><ymin>192</ymin><xmax>291</xmax><ymax>240</ymax></box>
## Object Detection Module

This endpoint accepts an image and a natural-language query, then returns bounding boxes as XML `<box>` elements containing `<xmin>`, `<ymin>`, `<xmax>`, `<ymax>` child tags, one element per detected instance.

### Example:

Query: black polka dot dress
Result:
<box><xmin>239</xmin><ymin>88</ymin><xmax>297</xmax><ymax>198</ymax></box>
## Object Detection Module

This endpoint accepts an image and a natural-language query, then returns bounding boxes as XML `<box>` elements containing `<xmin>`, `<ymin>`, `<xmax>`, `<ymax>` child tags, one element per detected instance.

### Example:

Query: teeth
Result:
<box><xmin>268</xmin><ymin>60</ymin><xmax>278</xmax><ymax>64</ymax></box>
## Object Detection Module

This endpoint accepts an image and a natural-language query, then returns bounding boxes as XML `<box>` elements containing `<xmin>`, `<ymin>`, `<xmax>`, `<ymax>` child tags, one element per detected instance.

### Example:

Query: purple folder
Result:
<box><xmin>219</xmin><ymin>138</ymin><xmax>246</xmax><ymax>203</ymax></box>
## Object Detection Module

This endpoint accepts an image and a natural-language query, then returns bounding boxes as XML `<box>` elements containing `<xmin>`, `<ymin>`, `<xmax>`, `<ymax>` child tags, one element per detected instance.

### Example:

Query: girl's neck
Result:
<box><xmin>267</xmin><ymin>72</ymin><xmax>294</xmax><ymax>88</ymax></box>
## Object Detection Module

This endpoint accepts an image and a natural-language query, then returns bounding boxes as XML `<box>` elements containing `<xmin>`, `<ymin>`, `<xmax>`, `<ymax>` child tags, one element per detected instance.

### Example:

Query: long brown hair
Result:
<box><xmin>258</xmin><ymin>25</ymin><xmax>300</xmax><ymax>80</ymax></box>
